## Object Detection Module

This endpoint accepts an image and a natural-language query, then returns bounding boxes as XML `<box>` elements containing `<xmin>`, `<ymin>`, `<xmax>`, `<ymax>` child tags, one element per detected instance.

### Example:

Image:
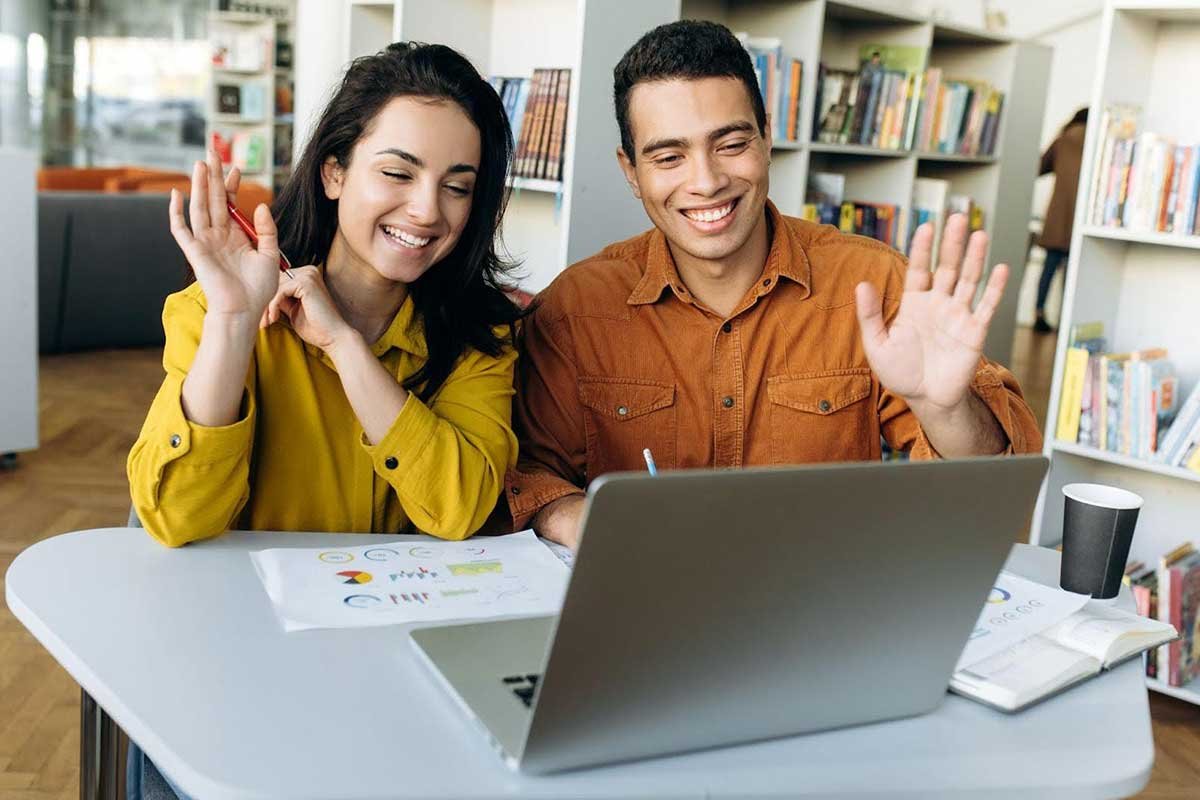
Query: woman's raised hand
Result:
<box><xmin>168</xmin><ymin>151</ymin><xmax>282</xmax><ymax>322</ymax></box>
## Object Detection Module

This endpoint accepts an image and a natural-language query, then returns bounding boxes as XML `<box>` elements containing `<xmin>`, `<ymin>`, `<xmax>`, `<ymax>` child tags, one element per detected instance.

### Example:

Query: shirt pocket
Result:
<box><xmin>578</xmin><ymin>376</ymin><xmax>676</xmax><ymax>480</ymax></box>
<box><xmin>766</xmin><ymin>369</ymin><xmax>876</xmax><ymax>464</ymax></box>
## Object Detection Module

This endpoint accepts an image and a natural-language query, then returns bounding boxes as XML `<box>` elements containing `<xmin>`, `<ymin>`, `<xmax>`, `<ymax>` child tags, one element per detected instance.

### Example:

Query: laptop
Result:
<box><xmin>410</xmin><ymin>455</ymin><xmax>1049</xmax><ymax>774</ymax></box>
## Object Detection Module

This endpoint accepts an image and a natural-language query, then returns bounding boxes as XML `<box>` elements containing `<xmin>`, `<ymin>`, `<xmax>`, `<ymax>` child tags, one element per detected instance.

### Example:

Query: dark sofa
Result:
<box><xmin>38</xmin><ymin>192</ymin><xmax>191</xmax><ymax>353</ymax></box>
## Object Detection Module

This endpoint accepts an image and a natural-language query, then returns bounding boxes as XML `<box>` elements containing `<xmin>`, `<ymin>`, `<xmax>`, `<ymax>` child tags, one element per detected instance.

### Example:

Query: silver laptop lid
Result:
<box><xmin>519</xmin><ymin>455</ymin><xmax>1049</xmax><ymax>773</ymax></box>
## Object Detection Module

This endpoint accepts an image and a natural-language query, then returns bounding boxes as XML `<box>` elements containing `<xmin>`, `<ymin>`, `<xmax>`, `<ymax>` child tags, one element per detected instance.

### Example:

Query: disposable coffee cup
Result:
<box><xmin>1060</xmin><ymin>483</ymin><xmax>1143</xmax><ymax>599</ymax></box>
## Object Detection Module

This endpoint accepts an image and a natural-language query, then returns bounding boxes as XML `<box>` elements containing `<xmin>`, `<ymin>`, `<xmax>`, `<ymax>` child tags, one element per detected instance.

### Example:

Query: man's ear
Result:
<box><xmin>616</xmin><ymin>147</ymin><xmax>641</xmax><ymax>200</ymax></box>
<box><xmin>763</xmin><ymin>113</ymin><xmax>774</xmax><ymax>154</ymax></box>
<box><xmin>321</xmin><ymin>156</ymin><xmax>344</xmax><ymax>200</ymax></box>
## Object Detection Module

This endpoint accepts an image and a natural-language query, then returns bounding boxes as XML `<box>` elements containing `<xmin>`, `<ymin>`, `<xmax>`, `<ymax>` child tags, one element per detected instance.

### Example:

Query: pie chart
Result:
<box><xmin>336</xmin><ymin>570</ymin><xmax>373</xmax><ymax>585</ymax></box>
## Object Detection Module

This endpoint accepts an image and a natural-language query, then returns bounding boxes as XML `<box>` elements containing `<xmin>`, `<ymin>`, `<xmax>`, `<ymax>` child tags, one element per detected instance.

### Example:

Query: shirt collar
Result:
<box><xmin>304</xmin><ymin>291</ymin><xmax>427</xmax><ymax>365</ymax></box>
<box><xmin>627</xmin><ymin>200</ymin><xmax>811</xmax><ymax>306</ymax></box>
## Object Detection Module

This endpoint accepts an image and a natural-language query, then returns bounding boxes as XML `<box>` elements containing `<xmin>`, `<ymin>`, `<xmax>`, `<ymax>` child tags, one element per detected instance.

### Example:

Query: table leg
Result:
<box><xmin>80</xmin><ymin>688</ymin><xmax>127</xmax><ymax>800</ymax></box>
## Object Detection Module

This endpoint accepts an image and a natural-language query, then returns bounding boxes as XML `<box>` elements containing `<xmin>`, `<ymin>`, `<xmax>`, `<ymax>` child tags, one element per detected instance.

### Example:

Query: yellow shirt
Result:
<box><xmin>128</xmin><ymin>282</ymin><xmax>518</xmax><ymax>547</ymax></box>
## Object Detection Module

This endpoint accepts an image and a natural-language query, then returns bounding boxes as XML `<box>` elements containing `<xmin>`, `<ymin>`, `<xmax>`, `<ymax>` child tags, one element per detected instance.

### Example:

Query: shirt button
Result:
<box><xmin>762</xmin><ymin>278</ymin><xmax>771</xmax><ymax>287</ymax></box>
<box><xmin>511</xmin><ymin>486</ymin><xmax>521</xmax><ymax>496</ymax></box>
<box><xmin>722</xmin><ymin>396</ymin><xmax>734</xmax><ymax>409</ymax></box>
<box><xmin>722</xmin><ymin>322</ymin><xmax>732</xmax><ymax>333</ymax></box>
<box><xmin>384</xmin><ymin>456</ymin><xmax>399</xmax><ymax>469</ymax></box>
<box><xmin>818</xmin><ymin>400</ymin><xmax>832</xmax><ymax>413</ymax></box>
<box><xmin>169</xmin><ymin>434</ymin><xmax>181</xmax><ymax>448</ymax></box>
<box><xmin>617</xmin><ymin>405</ymin><xmax>629</xmax><ymax>416</ymax></box>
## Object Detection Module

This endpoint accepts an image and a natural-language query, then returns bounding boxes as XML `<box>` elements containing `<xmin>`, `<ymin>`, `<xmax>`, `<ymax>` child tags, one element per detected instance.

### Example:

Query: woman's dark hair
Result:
<box><xmin>273</xmin><ymin>42</ymin><xmax>520</xmax><ymax>401</ymax></box>
<box><xmin>613</xmin><ymin>20</ymin><xmax>766</xmax><ymax>164</ymax></box>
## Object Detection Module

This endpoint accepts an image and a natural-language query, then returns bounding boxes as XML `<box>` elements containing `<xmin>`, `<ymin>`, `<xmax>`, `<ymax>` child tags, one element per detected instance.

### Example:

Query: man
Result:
<box><xmin>507</xmin><ymin>20</ymin><xmax>1042</xmax><ymax>548</ymax></box>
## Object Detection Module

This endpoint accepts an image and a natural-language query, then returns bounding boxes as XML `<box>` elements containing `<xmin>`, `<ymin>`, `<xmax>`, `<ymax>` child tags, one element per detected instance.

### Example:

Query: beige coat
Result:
<box><xmin>1038</xmin><ymin>122</ymin><xmax>1087</xmax><ymax>252</ymax></box>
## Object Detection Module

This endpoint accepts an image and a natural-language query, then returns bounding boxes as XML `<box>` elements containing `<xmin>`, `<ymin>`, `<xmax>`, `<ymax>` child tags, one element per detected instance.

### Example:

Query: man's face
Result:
<box><xmin>618</xmin><ymin>77</ymin><xmax>771</xmax><ymax>266</ymax></box>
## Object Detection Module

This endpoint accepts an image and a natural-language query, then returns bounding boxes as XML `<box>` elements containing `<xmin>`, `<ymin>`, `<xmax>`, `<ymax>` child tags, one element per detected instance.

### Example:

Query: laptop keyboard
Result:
<box><xmin>502</xmin><ymin>673</ymin><xmax>541</xmax><ymax>707</ymax></box>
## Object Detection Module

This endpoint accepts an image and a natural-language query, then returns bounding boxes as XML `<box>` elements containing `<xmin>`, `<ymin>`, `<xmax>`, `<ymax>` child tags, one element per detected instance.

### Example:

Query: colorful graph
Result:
<box><xmin>343</xmin><ymin>594</ymin><xmax>381</xmax><ymax>608</ymax></box>
<box><xmin>408</xmin><ymin>546</ymin><xmax>436</xmax><ymax>558</ymax></box>
<box><xmin>363</xmin><ymin>548</ymin><xmax>400</xmax><ymax>562</ymax></box>
<box><xmin>319</xmin><ymin>551</ymin><xmax>354</xmax><ymax>564</ymax></box>
<box><xmin>390</xmin><ymin>592</ymin><xmax>431</xmax><ymax>605</ymax></box>
<box><xmin>336</xmin><ymin>570</ymin><xmax>373</xmax><ymax>585</ymax></box>
<box><xmin>388</xmin><ymin>567</ymin><xmax>438</xmax><ymax>581</ymax></box>
<box><xmin>448</xmin><ymin>561</ymin><xmax>503</xmax><ymax>576</ymax></box>
<box><xmin>987</xmin><ymin>587</ymin><xmax>1012</xmax><ymax>604</ymax></box>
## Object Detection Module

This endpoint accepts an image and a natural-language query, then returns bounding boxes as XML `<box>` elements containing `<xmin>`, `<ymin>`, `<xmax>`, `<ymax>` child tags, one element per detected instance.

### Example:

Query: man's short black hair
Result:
<box><xmin>613</xmin><ymin>20</ymin><xmax>767</xmax><ymax>164</ymax></box>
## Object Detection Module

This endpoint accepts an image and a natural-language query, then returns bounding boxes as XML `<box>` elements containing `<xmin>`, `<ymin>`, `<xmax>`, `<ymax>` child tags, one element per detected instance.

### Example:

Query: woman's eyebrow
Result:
<box><xmin>376</xmin><ymin>148</ymin><xmax>477</xmax><ymax>175</ymax></box>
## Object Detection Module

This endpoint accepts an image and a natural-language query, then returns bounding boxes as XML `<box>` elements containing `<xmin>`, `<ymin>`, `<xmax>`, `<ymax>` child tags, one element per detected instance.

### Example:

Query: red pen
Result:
<box><xmin>226</xmin><ymin>200</ymin><xmax>295</xmax><ymax>279</ymax></box>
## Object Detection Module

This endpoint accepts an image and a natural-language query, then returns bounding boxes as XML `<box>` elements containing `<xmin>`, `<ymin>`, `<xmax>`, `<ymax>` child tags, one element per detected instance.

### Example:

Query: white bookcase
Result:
<box><xmin>342</xmin><ymin>0</ymin><xmax>680</xmax><ymax>293</ymax></box>
<box><xmin>681</xmin><ymin>0</ymin><xmax>1050</xmax><ymax>365</ymax></box>
<box><xmin>207</xmin><ymin>12</ymin><xmax>277</xmax><ymax>189</ymax></box>
<box><xmin>1033</xmin><ymin>0</ymin><xmax>1200</xmax><ymax>707</ymax></box>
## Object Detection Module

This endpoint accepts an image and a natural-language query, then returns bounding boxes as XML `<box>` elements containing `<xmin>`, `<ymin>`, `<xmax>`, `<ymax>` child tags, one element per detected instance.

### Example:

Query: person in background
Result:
<box><xmin>1034</xmin><ymin>107</ymin><xmax>1088</xmax><ymax>333</ymax></box>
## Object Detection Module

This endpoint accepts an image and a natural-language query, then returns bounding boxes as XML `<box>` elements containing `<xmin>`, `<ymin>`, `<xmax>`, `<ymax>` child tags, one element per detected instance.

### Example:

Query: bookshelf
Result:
<box><xmin>681</xmin><ymin>0</ymin><xmax>1051</xmax><ymax>365</ymax></box>
<box><xmin>1033</xmin><ymin>0</ymin><xmax>1200</xmax><ymax>707</ymax></box>
<box><xmin>207</xmin><ymin>12</ymin><xmax>277</xmax><ymax>186</ymax></box>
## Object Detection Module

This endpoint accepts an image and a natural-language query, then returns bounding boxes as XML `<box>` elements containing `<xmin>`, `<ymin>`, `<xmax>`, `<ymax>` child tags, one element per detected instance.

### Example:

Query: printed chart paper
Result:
<box><xmin>251</xmin><ymin>531</ymin><xmax>570</xmax><ymax>631</ymax></box>
<box><xmin>956</xmin><ymin>571</ymin><xmax>1091</xmax><ymax>671</ymax></box>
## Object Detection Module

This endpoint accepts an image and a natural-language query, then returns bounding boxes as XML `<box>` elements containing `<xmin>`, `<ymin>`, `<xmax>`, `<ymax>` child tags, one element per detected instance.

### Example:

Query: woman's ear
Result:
<box><xmin>321</xmin><ymin>156</ymin><xmax>344</xmax><ymax>200</ymax></box>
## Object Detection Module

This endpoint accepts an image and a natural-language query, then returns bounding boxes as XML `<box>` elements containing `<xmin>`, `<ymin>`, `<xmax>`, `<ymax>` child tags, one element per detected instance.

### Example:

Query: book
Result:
<box><xmin>1158</xmin><ymin>382</ymin><xmax>1200</xmax><ymax>466</ymax></box>
<box><xmin>1158</xmin><ymin>543</ymin><xmax>1200</xmax><ymax>685</ymax></box>
<box><xmin>1176</xmin><ymin>551</ymin><xmax>1200</xmax><ymax>685</ymax></box>
<box><xmin>950</xmin><ymin>602</ymin><xmax>1176</xmax><ymax>712</ymax></box>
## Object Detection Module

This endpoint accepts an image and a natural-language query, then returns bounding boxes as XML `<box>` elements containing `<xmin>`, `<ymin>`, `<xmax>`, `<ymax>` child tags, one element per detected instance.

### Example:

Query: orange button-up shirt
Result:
<box><xmin>507</xmin><ymin>202</ymin><xmax>1043</xmax><ymax>529</ymax></box>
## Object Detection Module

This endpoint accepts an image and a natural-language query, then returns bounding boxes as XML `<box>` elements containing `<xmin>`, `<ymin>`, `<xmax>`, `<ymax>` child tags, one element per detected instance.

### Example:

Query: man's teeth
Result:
<box><xmin>684</xmin><ymin>202</ymin><xmax>734</xmax><ymax>223</ymax></box>
<box><xmin>382</xmin><ymin>225</ymin><xmax>431</xmax><ymax>248</ymax></box>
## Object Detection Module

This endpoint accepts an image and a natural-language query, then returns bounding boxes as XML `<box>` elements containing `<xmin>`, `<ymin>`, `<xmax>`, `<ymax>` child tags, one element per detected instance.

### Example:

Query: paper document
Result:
<box><xmin>956</xmin><ymin>571</ymin><xmax>1091</xmax><ymax>671</ymax></box>
<box><xmin>250</xmin><ymin>530</ymin><xmax>570</xmax><ymax>631</ymax></box>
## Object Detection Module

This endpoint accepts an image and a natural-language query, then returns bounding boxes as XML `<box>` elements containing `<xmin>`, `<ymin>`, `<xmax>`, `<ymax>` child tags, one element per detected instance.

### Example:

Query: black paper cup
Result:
<box><xmin>1060</xmin><ymin>483</ymin><xmax>1143</xmax><ymax>599</ymax></box>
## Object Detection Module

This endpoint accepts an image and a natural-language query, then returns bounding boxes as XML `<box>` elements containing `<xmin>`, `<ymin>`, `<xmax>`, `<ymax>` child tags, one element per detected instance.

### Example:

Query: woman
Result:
<box><xmin>127</xmin><ymin>42</ymin><xmax>521</xmax><ymax>548</ymax></box>
<box><xmin>1034</xmin><ymin>107</ymin><xmax>1088</xmax><ymax>333</ymax></box>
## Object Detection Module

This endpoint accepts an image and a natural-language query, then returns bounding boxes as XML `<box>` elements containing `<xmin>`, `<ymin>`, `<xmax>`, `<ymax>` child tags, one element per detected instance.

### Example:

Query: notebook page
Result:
<box><xmin>1043</xmin><ymin>602</ymin><xmax>1176</xmax><ymax>665</ymax></box>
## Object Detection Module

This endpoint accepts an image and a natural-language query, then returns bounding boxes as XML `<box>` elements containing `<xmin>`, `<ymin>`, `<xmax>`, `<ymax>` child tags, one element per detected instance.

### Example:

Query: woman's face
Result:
<box><xmin>322</xmin><ymin>96</ymin><xmax>482</xmax><ymax>284</ymax></box>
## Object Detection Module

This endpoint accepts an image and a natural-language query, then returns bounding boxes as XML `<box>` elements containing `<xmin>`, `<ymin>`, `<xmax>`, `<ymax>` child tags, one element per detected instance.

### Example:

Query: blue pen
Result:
<box><xmin>642</xmin><ymin>448</ymin><xmax>658</xmax><ymax>476</ymax></box>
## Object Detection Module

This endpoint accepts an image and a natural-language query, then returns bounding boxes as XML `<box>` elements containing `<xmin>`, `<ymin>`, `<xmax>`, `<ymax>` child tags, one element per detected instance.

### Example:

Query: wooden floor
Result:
<box><xmin>2</xmin><ymin>335</ymin><xmax>1199</xmax><ymax>798</ymax></box>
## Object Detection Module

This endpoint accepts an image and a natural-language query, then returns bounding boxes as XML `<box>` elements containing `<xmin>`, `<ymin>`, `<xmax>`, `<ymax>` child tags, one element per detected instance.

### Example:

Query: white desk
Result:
<box><xmin>7</xmin><ymin>530</ymin><xmax>1153</xmax><ymax>799</ymax></box>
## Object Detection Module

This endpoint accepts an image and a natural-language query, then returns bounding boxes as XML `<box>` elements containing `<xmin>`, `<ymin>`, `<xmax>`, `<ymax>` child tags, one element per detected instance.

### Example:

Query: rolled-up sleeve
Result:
<box><xmin>881</xmin><ymin>359</ymin><xmax>1044</xmax><ymax>459</ymax></box>
<box><xmin>362</xmin><ymin>344</ymin><xmax>518</xmax><ymax>540</ymax></box>
<box><xmin>126</xmin><ymin>290</ymin><xmax>256</xmax><ymax>547</ymax></box>
<box><xmin>506</xmin><ymin>303</ymin><xmax>588</xmax><ymax>531</ymax></box>
<box><xmin>875</xmin><ymin>257</ymin><xmax>1043</xmax><ymax>458</ymax></box>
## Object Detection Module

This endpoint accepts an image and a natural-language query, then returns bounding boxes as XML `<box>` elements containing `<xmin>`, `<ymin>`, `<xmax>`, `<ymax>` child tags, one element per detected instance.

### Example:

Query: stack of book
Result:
<box><xmin>490</xmin><ymin>69</ymin><xmax>571</xmax><ymax>183</ymax></box>
<box><xmin>800</xmin><ymin>171</ymin><xmax>905</xmax><ymax>249</ymax></box>
<box><xmin>735</xmin><ymin>33</ymin><xmax>802</xmax><ymax>144</ymax></box>
<box><xmin>215</xmin><ymin>82</ymin><xmax>268</xmax><ymax>120</ymax></box>
<box><xmin>211</xmin><ymin>28</ymin><xmax>271</xmax><ymax>72</ymax></box>
<box><xmin>908</xmin><ymin>178</ymin><xmax>984</xmax><ymax>257</ymax></box>
<box><xmin>911</xmin><ymin>69</ymin><xmax>1005</xmax><ymax>157</ymax></box>
<box><xmin>812</xmin><ymin>44</ymin><xmax>926</xmax><ymax>150</ymax></box>
<box><xmin>210</xmin><ymin>129</ymin><xmax>267</xmax><ymax>174</ymax></box>
<box><xmin>1126</xmin><ymin>542</ymin><xmax>1200</xmax><ymax>687</ymax></box>
<box><xmin>1053</xmin><ymin>322</ymin><xmax>1191</xmax><ymax>466</ymax></box>
<box><xmin>1086</xmin><ymin>105</ymin><xmax>1200</xmax><ymax>235</ymax></box>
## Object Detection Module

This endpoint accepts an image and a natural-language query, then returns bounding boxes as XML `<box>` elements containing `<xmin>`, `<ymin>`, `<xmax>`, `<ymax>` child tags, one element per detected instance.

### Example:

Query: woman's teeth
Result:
<box><xmin>382</xmin><ymin>225</ymin><xmax>431</xmax><ymax>248</ymax></box>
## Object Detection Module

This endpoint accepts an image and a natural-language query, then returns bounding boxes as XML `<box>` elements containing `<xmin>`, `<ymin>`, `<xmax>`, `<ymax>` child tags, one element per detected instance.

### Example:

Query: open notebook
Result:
<box><xmin>950</xmin><ymin>602</ymin><xmax>1177</xmax><ymax>712</ymax></box>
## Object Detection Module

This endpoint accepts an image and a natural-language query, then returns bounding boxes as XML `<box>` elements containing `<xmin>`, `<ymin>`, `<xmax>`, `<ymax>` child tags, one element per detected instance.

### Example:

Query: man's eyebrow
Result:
<box><xmin>708</xmin><ymin>121</ymin><xmax>756</xmax><ymax>141</ymax></box>
<box><xmin>376</xmin><ymin>148</ymin><xmax>477</xmax><ymax>175</ymax></box>
<box><xmin>640</xmin><ymin>136</ymin><xmax>688</xmax><ymax>157</ymax></box>
<box><xmin>639</xmin><ymin>122</ymin><xmax>757</xmax><ymax>157</ymax></box>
